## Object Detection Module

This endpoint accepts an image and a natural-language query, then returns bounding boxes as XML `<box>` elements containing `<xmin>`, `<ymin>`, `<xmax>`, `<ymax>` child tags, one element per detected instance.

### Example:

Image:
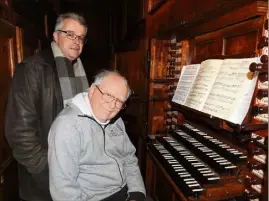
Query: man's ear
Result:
<box><xmin>88</xmin><ymin>84</ymin><xmax>95</xmax><ymax>98</ymax></box>
<box><xmin>53</xmin><ymin>32</ymin><xmax>58</xmax><ymax>42</ymax></box>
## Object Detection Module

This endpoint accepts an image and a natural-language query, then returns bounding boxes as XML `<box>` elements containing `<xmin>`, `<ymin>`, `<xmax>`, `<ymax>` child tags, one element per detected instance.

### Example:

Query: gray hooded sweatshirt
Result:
<box><xmin>48</xmin><ymin>92</ymin><xmax>146</xmax><ymax>201</ymax></box>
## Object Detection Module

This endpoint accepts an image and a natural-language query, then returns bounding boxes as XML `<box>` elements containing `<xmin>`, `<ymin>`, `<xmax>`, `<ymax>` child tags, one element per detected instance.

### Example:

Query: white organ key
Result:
<box><xmin>175</xmin><ymin>169</ymin><xmax>186</xmax><ymax>172</ymax></box>
<box><xmin>209</xmin><ymin>155</ymin><xmax>219</xmax><ymax>158</ymax></box>
<box><xmin>188</xmin><ymin>159</ymin><xmax>199</xmax><ymax>162</ymax></box>
<box><xmin>200</xmin><ymin>170</ymin><xmax>212</xmax><ymax>174</ymax></box>
<box><xmin>213</xmin><ymin>157</ymin><xmax>224</xmax><ymax>160</ymax></box>
<box><xmin>186</xmin><ymin>181</ymin><xmax>198</xmax><ymax>184</ymax></box>
<box><xmin>168</xmin><ymin>161</ymin><xmax>178</xmax><ymax>164</ymax></box>
<box><xmin>179</xmin><ymin>174</ymin><xmax>191</xmax><ymax>177</ymax></box>
<box><xmin>216</xmin><ymin>160</ymin><xmax>227</xmax><ymax>163</ymax></box>
<box><xmin>184</xmin><ymin>178</ymin><xmax>195</xmax><ymax>181</ymax></box>
<box><xmin>220</xmin><ymin>162</ymin><xmax>231</xmax><ymax>165</ymax></box>
<box><xmin>203</xmin><ymin>173</ymin><xmax>215</xmax><ymax>176</ymax></box>
<box><xmin>198</xmin><ymin>168</ymin><xmax>209</xmax><ymax>171</ymax></box>
<box><xmin>189</xmin><ymin>184</ymin><xmax>200</xmax><ymax>187</ymax></box>
<box><xmin>206</xmin><ymin>153</ymin><xmax>216</xmax><ymax>156</ymax></box>
<box><xmin>178</xmin><ymin>172</ymin><xmax>189</xmax><ymax>175</ymax></box>
<box><xmin>192</xmin><ymin>189</ymin><xmax>203</xmax><ymax>192</ymax></box>
<box><xmin>171</xmin><ymin>164</ymin><xmax>182</xmax><ymax>167</ymax></box>
<box><xmin>225</xmin><ymin>165</ymin><xmax>236</xmax><ymax>169</ymax></box>
<box><xmin>207</xmin><ymin>177</ymin><xmax>220</xmax><ymax>180</ymax></box>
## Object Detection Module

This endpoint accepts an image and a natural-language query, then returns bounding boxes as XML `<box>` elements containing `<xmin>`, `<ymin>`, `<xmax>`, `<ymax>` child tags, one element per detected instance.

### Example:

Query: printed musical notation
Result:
<box><xmin>202</xmin><ymin>58</ymin><xmax>258</xmax><ymax>124</ymax></box>
<box><xmin>172</xmin><ymin>57</ymin><xmax>259</xmax><ymax>124</ymax></box>
<box><xmin>172</xmin><ymin>64</ymin><xmax>200</xmax><ymax>105</ymax></box>
<box><xmin>184</xmin><ymin>59</ymin><xmax>223</xmax><ymax>110</ymax></box>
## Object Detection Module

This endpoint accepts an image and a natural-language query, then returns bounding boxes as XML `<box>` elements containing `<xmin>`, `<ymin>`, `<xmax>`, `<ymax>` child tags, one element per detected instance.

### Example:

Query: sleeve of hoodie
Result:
<box><xmin>48</xmin><ymin>115</ymin><xmax>89</xmax><ymax>201</ymax></box>
<box><xmin>120</xmin><ymin>119</ymin><xmax>146</xmax><ymax>201</ymax></box>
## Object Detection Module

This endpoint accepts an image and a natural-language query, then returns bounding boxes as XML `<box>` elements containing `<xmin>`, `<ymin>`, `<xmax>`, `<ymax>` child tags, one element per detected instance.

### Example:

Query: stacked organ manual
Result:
<box><xmin>172</xmin><ymin>58</ymin><xmax>259</xmax><ymax>124</ymax></box>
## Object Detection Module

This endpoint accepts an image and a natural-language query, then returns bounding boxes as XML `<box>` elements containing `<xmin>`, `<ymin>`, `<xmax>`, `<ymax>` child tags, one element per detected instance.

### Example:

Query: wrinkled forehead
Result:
<box><xmin>61</xmin><ymin>19</ymin><xmax>87</xmax><ymax>35</ymax></box>
<box><xmin>100</xmin><ymin>75</ymin><xmax>128</xmax><ymax>100</ymax></box>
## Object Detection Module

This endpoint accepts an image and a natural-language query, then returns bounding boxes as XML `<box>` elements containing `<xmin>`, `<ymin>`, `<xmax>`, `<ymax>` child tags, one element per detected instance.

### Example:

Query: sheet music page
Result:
<box><xmin>229</xmin><ymin>70</ymin><xmax>258</xmax><ymax>124</ymax></box>
<box><xmin>172</xmin><ymin>64</ymin><xmax>200</xmax><ymax>105</ymax></box>
<box><xmin>202</xmin><ymin>58</ymin><xmax>258</xmax><ymax>124</ymax></box>
<box><xmin>184</xmin><ymin>59</ymin><xmax>223</xmax><ymax>111</ymax></box>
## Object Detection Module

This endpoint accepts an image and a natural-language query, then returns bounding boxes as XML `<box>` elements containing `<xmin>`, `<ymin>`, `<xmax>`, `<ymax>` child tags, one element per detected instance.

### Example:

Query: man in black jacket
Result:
<box><xmin>5</xmin><ymin>12</ymin><xmax>89</xmax><ymax>201</ymax></box>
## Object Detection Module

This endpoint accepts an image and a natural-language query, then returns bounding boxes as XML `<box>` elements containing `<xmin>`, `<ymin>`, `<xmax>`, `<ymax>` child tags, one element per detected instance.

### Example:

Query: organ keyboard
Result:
<box><xmin>149</xmin><ymin>143</ymin><xmax>204</xmax><ymax>198</ymax></box>
<box><xmin>177</xmin><ymin>123</ymin><xmax>247</xmax><ymax>165</ymax></box>
<box><xmin>147</xmin><ymin>123</ymin><xmax>248</xmax><ymax>200</ymax></box>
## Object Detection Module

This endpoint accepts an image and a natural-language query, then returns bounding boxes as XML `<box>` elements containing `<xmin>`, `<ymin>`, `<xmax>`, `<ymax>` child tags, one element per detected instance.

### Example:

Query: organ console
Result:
<box><xmin>144</xmin><ymin>1</ymin><xmax>268</xmax><ymax>201</ymax></box>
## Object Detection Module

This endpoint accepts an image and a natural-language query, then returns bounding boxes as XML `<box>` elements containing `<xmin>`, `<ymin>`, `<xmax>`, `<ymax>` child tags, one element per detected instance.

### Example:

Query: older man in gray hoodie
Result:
<box><xmin>48</xmin><ymin>70</ymin><xmax>146</xmax><ymax>201</ymax></box>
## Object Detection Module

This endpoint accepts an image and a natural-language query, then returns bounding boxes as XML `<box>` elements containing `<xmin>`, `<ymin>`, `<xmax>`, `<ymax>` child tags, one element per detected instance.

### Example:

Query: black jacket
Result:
<box><xmin>5</xmin><ymin>49</ymin><xmax>64</xmax><ymax>201</ymax></box>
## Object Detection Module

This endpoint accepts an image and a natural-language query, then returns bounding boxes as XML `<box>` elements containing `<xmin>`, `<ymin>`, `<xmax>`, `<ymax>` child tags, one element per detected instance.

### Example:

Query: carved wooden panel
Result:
<box><xmin>191</xmin><ymin>16</ymin><xmax>264</xmax><ymax>63</ymax></box>
<box><xmin>150</xmin><ymin>39</ymin><xmax>170</xmax><ymax>79</ymax></box>
<box><xmin>146</xmin><ymin>0</ymin><xmax>174</xmax><ymax>37</ymax></box>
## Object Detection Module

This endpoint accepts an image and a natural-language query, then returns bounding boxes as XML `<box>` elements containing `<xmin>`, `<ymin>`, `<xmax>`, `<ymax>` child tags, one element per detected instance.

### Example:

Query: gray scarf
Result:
<box><xmin>51</xmin><ymin>42</ymin><xmax>89</xmax><ymax>106</ymax></box>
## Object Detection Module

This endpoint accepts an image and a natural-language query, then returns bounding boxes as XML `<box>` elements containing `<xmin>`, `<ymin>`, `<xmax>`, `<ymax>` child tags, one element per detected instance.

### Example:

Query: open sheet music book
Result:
<box><xmin>172</xmin><ymin>58</ymin><xmax>258</xmax><ymax>125</ymax></box>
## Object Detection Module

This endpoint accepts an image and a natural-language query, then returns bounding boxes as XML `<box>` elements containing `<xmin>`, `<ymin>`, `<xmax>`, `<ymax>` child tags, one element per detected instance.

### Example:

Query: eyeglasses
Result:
<box><xmin>95</xmin><ymin>85</ymin><xmax>126</xmax><ymax>109</ymax></box>
<box><xmin>57</xmin><ymin>30</ymin><xmax>87</xmax><ymax>44</ymax></box>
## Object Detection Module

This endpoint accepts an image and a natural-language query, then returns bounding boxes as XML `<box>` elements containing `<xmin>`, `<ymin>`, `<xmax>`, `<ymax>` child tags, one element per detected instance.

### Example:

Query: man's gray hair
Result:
<box><xmin>93</xmin><ymin>70</ymin><xmax>132</xmax><ymax>100</ymax></box>
<box><xmin>54</xmin><ymin>12</ymin><xmax>88</xmax><ymax>32</ymax></box>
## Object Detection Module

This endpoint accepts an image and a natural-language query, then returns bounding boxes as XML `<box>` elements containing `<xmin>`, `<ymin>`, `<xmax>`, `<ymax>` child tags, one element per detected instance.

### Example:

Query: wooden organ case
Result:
<box><xmin>145</xmin><ymin>1</ymin><xmax>268</xmax><ymax>201</ymax></box>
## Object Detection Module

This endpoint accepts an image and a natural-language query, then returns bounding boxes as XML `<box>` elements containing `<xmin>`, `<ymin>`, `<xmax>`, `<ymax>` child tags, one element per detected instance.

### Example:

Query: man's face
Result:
<box><xmin>53</xmin><ymin>19</ymin><xmax>87</xmax><ymax>61</ymax></box>
<box><xmin>89</xmin><ymin>74</ymin><xmax>128</xmax><ymax>123</ymax></box>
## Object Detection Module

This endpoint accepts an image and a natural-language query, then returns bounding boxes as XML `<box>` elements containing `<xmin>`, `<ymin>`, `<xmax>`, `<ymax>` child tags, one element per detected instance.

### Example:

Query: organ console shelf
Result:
<box><xmin>170</xmin><ymin>105</ymin><xmax>267</xmax><ymax>137</ymax></box>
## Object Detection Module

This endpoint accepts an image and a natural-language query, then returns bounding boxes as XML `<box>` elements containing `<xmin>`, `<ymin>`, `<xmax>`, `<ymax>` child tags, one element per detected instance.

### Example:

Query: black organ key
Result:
<box><xmin>148</xmin><ymin>143</ymin><xmax>204</xmax><ymax>198</ymax></box>
<box><xmin>178</xmin><ymin>123</ymin><xmax>247</xmax><ymax>164</ymax></box>
<box><xmin>159</xmin><ymin>137</ymin><xmax>220</xmax><ymax>184</ymax></box>
<box><xmin>170</xmin><ymin>130</ymin><xmax>237</xmax><ymax>173</ymax></box>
